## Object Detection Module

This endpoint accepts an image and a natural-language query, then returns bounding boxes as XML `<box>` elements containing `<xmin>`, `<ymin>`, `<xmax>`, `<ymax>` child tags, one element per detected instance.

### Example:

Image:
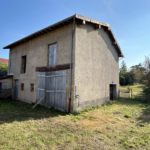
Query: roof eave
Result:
<box><xmin>3</xmin><ymin>14</ymin><xmax>124</xmax><ymax>57</ymax></box>
<box><xmin>3</xmin><ymin>14</ymin><xmax>75</xmax><ymax>49</ymax></box>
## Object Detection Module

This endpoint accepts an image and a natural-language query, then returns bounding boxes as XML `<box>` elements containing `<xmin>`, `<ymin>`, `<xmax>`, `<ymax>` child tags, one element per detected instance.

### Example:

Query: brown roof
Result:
<box><xmin>0</xmin><ymin>58</ymin><xmax>8</xmax><ymax>64</ymax></box>
<box><xmin>3</xmin><ymin>14</ymin><xmax>123</xmax><ymax>57</ymax></box>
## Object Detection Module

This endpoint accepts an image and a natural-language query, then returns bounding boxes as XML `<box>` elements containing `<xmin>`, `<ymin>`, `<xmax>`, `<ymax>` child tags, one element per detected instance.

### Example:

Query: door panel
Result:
<box><xmin>37</xmin><ymin>70</ymin><xmax>67</xmax><ymax>111</ymax></box>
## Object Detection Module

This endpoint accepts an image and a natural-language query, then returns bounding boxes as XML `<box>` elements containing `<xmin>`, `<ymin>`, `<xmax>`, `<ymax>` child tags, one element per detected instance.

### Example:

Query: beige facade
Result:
<box><xmin>9</xmin><ymin>23</ymin><xmax>74</xmax><ymax>105</ymax></box>
<box><xmin>74</xmin><ymin>22</ymin><xmax>119</xmax><ymax>110</ymax></box>
<box><xmin>4</xmin><ymin>14</ymin><xmax>123</xmax><ymax>112</ymax></box>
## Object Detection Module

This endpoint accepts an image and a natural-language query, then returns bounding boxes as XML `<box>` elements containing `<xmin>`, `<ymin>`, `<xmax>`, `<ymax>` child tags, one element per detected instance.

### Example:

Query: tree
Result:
<box><xmin>120</xmin><ymin>75</ymin><xmax>125</xmax><ymax>85</ymax></box>
<box><xmin>0</xmin><ymin>64</ymin><xmax>8</xmax><ymax>72</ymax></box>
<box><xmin>143</xmin><ymin>56</ymin><xmax>150</xmax><ymax>87</ymax></box>
<box><xmin>120</xmin><ymin>60</ymin><xmax>127</xmax><ymax>75</ymax></box>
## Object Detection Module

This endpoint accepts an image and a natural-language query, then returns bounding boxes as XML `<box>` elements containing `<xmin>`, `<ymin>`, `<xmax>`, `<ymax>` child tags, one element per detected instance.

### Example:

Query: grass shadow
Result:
<box><xmin>116</xmin><ymin>98</ymin><xmax>150</xmax><ymax>124</ymax></box>
<box><xmin>137</xmin><ymin>105</ymin><xmax>150</xmax><ymax>124</ymax></box>
<box><xmin>0</xmin><ymin>98</ymin><xmax>67</xmax><ymax>125</ymax></box>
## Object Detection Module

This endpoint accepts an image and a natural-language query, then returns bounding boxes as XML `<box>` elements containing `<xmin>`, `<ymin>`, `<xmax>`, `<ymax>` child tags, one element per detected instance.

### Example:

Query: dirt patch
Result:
<box><xmin>77</xmin><ymin>112</ymin><xmax>131</xmax><ymax>131</ymax></box>
<box><xmin>78</xmin><ymin>112</ymin><xmax>114</xmax><ymax>128</ymax></box>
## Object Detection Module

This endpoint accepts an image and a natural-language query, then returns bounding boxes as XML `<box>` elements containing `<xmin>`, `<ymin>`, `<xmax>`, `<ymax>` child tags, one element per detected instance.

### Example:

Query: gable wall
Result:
<box><xmin>74</xmin><ymin>22</ymin><xmax>119</xmax><ymax>110</ymax></box>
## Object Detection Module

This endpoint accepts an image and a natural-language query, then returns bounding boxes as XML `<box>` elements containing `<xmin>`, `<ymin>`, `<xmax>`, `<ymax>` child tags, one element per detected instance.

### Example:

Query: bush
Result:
<box><xmin>0</xmin><ymin>64</ymin><xmax>8</xmax><ymax>72</ymax></box>
<box><xmin>143</xmin><ymin>87</ymin><xmax>150</xmax><ymax>95</ymax></box>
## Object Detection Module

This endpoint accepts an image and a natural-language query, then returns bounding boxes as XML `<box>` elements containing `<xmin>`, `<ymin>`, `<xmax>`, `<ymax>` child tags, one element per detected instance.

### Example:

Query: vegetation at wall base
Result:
<box><xmin>0</xmin><ymin>98</ymin><xmax>150</xmax><ymax>149</ymax></box>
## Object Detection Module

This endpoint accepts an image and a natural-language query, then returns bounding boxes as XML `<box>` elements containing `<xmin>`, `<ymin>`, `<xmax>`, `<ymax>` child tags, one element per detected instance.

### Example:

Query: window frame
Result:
<box><xmin>30</xmin><ymin>84</ymin><xmax>34</xmax><ymax>92</ymax></box>
<box><xmin>48</xmin><ymin>43</ymin><xmax>57</xmax><ymax>67</ymax></box>
<box><xmin>21</xmin><ymin>55</ymin><xmax>27</xmax><ymax>73</ymax></box>
<box><xmin>21</xmin><ymin>83</ymin><xmax>24</xmax><ymax>91</ymax></box>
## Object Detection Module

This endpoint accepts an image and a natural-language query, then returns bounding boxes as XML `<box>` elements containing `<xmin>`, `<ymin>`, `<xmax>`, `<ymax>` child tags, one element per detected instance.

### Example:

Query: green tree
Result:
<box><xmin>120</xmin><ymin>60</ymin><xmax>127</xmax><ymax>75</ymax></box>
<box><xmin>143</xmin><ymin>56</ymin><xmax>150</xmax><ymax>87</ymax></box>
<box><xmin>119</xmin><ymin>75</ymin><xmax>125</xmax><ymax>85</ymax></box>
<box><xmin>0</xmin><ymin>64</ymin><xmax>8</xmax><ymax>72</ymax></box>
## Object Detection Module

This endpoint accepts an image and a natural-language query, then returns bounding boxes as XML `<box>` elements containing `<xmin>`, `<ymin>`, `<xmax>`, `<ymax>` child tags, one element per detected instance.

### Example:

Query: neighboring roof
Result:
<box><xmin>0</xmin><ymin>58</ymin><xmax>8</xmax><ymax>64</ymax></box>
<box><xmin>3</xmin><ymin>14</ymin><xmax>123</xmax><ymax>57</ymax></box>
<box><xmin>0</xmin><ymin>72</ymin><xmax>7</xmax><ymax>76</ymax></box>
<box><xmin>0</xmin><ymin>75</ymin><xmax>13</xmax><ymax>80</ymax></box>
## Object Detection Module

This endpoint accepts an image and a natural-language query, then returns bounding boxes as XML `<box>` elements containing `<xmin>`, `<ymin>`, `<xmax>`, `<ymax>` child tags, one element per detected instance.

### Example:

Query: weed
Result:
<box><xmin>106</xmin><ymin>126</ymin><xmax>111</xmax><ymax>130</ymax></box>
<box><xmin>73</xmin><ymin>118</ymin><xmax>78</xmax><ymax>122</ymax></box>
<box><xmin>124</xmin><ymin>114</ymin><xmax>132</xmax><ymax>118</ymax></box>
<box><xmin>116</xmin><ymin>117</ymin><xmax>122</xmax><ymax>121</ymax></box>
<box><xmin>67</xmin><ymin>137</ymin><xmax>74</xmax><ymax>143</ymax></box>
<box><xmin>107</xmin><ymin>134</ymin><xmax>112</xmax><ymax>139</ymax></box>
<box><xmin>120</xmin><ymin>139</ymin><xmax>125</xmax><ymax>143</ymax></box>
<box><xmin>96</xmin><ymin>129</ymin><xmax>101</xmax><ymax>133</ymax></box>
<box><xmin>88</xmin><ymin>116</ymin><xmax>97</xmax><ymax>120</ymax></box>
<box><xmin>138</xmin><ymin>123</ymin><xmax>145</xmax><ymax>127</ymax></box>
<box><xmin>111</xmin><ymin>121</ymin><xmax>117</xmax><ymax>124</ymax></box>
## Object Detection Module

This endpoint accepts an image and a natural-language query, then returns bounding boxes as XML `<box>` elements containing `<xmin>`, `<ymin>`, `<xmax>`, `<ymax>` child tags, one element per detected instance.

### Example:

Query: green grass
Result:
<box><xmin>0</xmin><ymin>98</ymin><xmax>150</xmax><ymax>149</ymax></box>
<box><xmin>120</xmin><ymin>84</ymin><xmax>144</xmax><ymax>94</ymax></box>
<box><xmin>120</xmin><ymin>84</ymin><xmax>149</xmax><ymax>100</ymax></box>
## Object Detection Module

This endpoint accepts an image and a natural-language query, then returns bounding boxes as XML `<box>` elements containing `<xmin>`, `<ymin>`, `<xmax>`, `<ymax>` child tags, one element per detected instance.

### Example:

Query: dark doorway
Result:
<box><xmin>15</xmin><ymin>80</ymin><xmax>18</xmax><ymax>99</ymax></box>
<box><xmin>110</xmin><ymin>84</ymin><xmax>117</xmax><ymax>100</ymax></box>
<box><xmin>110</xmin><ymin>84</ymin><xmax>113</xmax><ymax>100</ymax></box>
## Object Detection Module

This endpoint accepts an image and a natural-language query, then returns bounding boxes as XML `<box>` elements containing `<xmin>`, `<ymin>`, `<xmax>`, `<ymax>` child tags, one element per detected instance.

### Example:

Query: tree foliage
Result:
<box><xmin>120</xmin><ymin>60</ymin><xmax>127</xmax><ymax>74</ymax></box>
<box><xmin>0</xmin><ymin>64</ymin><xmax>8</xmax><ymax>72</ymax></box>
<box><xmin>119</xmin><ymin>60</ymin><xmax>136</xmax><ymax>85</ymax></box>
<box><xmin>143</xmin><ymin>56</ymin><xmax>150</xmax><ymax>87</ymax></box>
<box><xmin>143</xmin><ymin>87</ymin><xmax>150</xmax><ymax>95</ymax></box>
<box><xmin>119</xmin><ymin>56</ymin><xmax>150</xmax><ymax>87</ymax></box>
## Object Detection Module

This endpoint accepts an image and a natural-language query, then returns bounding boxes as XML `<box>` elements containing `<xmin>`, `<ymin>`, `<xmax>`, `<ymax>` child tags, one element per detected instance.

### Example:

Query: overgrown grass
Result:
<box><xmin>120</xmin><ymin>84</ymin><xmax>144</xmax><ymax>94</ymax></box>
<box><xmin>0</xmin><ymin>98</ymin><xmax>150</xmax><ymax>149</ymax></box>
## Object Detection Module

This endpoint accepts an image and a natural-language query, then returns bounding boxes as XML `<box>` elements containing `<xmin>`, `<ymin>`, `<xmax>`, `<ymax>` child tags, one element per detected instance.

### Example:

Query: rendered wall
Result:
<box><xmin>0</xmin><ymin>78</ymin><xmax>12</xmax><ymax>89</ymax></box>
<box><xmin>74</xmin><ymin>22</ymin><xmax>119</xmax><ymax>111</ymax></box>
<box><xmin>0</xmin><ymin>78</ymin><xmax>12</xmax><ymax>98</ymax></box>
<box><xmin>9</xmin><ymin>23</ymin><xmax>75</xmax><ymax>108</ymax></box>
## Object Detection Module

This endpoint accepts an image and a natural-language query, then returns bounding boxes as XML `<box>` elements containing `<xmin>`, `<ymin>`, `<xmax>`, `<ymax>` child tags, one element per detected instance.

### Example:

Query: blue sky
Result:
<box><xmin>0</xmin><ymin>0</ymin><xmax>150</xmax><ymax>69</ymax></box>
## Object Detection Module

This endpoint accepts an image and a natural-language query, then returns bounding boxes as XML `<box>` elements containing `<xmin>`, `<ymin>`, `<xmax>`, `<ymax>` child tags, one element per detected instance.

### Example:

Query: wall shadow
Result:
<box><xmin>0</xmin><ymin>99</ymin><xmax>67</xmax><ymax>125</ymax></box>
<box><xmin>98</xmin><ymin>29</ymin><xmax>118</xmax><ymax>63</ymax></box>
<box><xmin>137</xmin><ymin>105</ymin><xmax>150</xmax><ymax>123</ymax></box>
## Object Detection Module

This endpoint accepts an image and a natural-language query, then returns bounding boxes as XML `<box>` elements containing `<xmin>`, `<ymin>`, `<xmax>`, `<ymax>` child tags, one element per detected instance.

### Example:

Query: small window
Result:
<box><xmin>21</xmin><ymin>56</ymin><xmax>27</xmax><ymax>73</ymax></box>
<box><xmin>21</xmin><ymin>83</ymin><xmax>24</xmax><ymax>91</ymax></box>
<box><xmin>30</xmin><ymin>84</ymin><xmax>34</xmax><ymax>92</ymax></box>
<box><xmin>48</xmin><ymin>43</ymin><xmax>57</xmax><ymax>66</ymax></box>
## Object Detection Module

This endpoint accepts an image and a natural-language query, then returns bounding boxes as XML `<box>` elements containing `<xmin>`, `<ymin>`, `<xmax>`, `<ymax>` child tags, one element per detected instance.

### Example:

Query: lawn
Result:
<box><xmin>120</xmin><ymin>84</ymin><xmax>144</xmax><ymax>94</ymax></box>
<box><xmin>0</xmin><ymin>99</ymin><xmax>150</xmax><ymax>150</ymax></box>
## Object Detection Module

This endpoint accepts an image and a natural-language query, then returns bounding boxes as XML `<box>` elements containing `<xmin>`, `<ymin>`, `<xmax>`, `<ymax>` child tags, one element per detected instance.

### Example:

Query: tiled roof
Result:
<box><xmin>0</xmin><ymin>58</ymin><xmax>8</xmax><ymax>64</ymax></box>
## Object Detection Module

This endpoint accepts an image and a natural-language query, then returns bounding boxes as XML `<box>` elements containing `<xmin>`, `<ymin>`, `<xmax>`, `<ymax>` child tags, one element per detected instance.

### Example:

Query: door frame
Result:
<box><xmin>109</xmin><ymin>84</ymin><xmax>116</xmax><ymax>100</ymax></box>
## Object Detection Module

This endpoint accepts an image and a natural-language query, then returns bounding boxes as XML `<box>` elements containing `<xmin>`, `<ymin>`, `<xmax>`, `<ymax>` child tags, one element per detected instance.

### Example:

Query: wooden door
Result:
<box><xmin>110</xmin><ymin>85</ymin><xmax>113</xmax><ymax>100</ymax></box>
<box><xmin>37</xmin><ymin>70</ymin><xmax>67</xmax><ymax>111</ymax></box>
